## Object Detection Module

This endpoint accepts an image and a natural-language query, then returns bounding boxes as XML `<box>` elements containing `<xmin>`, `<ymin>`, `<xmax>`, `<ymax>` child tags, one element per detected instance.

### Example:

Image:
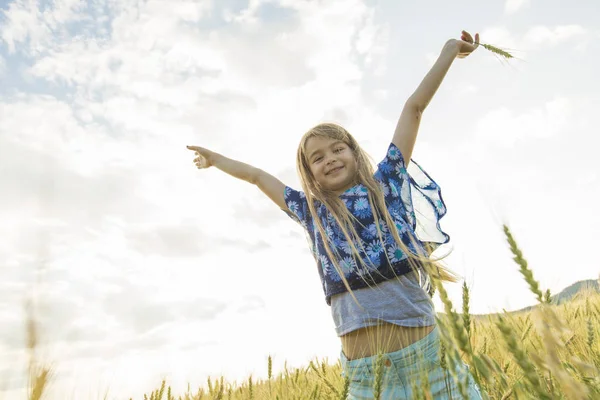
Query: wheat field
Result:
<box><xmin>22</xmin><ymin>225</ymin><xmax>600</xmax><ymax>400</ymax></box>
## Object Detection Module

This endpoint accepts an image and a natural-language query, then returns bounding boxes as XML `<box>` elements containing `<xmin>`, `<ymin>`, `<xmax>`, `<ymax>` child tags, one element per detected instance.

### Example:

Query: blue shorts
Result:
<box><xmin>340</xmin><ymin>326</ymin><xmax>483</xmax><ymax>399</ymax></box>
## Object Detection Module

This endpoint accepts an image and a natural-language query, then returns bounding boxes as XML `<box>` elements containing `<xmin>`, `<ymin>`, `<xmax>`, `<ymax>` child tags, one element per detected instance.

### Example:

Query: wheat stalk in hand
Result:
<box><xmin>461</xmin><ymin>30</ymin><xmax>514</xmax><ymax>60</ymax></box>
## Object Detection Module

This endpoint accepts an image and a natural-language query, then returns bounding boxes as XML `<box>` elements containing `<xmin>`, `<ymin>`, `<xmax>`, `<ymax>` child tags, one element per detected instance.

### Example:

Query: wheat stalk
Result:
<box><xmin>309</xmin><ymin>360</ymin><xmax>340</xmax><ymax>397</ymax></box>
<box><xmin>463</xmin><ymin>281</ymin><xmax>472</xmax><ymax>340</ymax></box>
<box><xmin>372</xmin><ymin>353</ymin><xmax>384</xmax><ymax>400</ymax></box>
<box><xmin>248</xmin><ymin>375</ymin><xmax>253</xmax><ymax>400</ymax></box>
<box><xmin>536</xmin><ymin>308</ymin><xmax>590</xmax><ymax>399</ymax></box>
<box><xmin>339</xmin><ymin>375</ymin><xmax>350</xmax><ymax>400</ymax></box>
<box><xmin>309</xmin><ymin>382</ymin><xmax>320</xmax><ymax>399</ymax></box>
<box><xmin>478</xmin><ymin>42</ymin><xmax>515</xmax><ymax>59</ymax></box>
<box><xmin>496</xmin><ymin>314</ymin><xmax>551</xmax><ymax>399</ymax></box>
<box><xmin>588</xmin><ymin>320</ymin><xmax>596</xmax><ymax>350</ymax></box>
<box><xmin>503</xmin><ymin>224</ymin><xmax>545</xmax><ymax>303</ymax></box>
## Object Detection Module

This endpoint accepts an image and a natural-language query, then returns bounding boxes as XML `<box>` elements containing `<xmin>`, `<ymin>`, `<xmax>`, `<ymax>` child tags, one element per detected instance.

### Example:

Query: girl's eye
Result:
<box><xmin>314</xmin><ymin>157</ymin><xmax>323</xmax><ymax>162</ymax></box>
<box><xmin>334</xmin><ymin>147</ymin><xmax>344</xmax><ymax>153</ymax></box>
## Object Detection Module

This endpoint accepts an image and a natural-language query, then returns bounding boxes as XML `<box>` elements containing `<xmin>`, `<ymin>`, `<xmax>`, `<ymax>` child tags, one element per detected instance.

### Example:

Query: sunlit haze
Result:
<box><xmin>1</xmin><ymin>0</ymin><xmax>599</xmax><ymax>398</ymax></box>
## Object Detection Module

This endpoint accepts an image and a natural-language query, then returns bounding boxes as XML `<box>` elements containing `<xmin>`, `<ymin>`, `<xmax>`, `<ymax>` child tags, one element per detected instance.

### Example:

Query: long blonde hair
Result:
<box><xmin>296</xmin><ymin>122</ymin><xmax>458</xmax><ymax>307</ymax></box>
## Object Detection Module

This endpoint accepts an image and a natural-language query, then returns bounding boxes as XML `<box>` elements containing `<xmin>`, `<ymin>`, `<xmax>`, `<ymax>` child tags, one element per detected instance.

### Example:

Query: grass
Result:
<box><xmin>17</xmin><ymin>224</ymin><xmax>600</xmax><ymax>399</ymax></box>
<box><xmin>24</xmin><ymin>300</ymin><xmax>53</xmax><ymax>400</ymax></box>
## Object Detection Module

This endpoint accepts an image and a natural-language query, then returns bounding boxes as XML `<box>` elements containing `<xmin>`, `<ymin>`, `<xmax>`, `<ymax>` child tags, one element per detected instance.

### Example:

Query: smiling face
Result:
<box><xmin>304</xmin><ymin>136</ymin><xmax>358</xmax><ymax>194</ymax></box>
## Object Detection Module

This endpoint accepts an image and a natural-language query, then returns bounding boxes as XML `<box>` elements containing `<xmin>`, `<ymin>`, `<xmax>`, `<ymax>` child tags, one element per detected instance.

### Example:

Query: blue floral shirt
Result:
<box><xmin>283</xmin><ymin>142</ymin><xmax>449</xmax><ymax>305</ymax></box>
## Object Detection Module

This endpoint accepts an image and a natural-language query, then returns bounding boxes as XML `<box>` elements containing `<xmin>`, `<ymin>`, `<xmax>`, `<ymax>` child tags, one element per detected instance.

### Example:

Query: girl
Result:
<box><xmin>188</xmin><ymin>31</ymin><xmax>483</xmax><ymax>399</ymax></box>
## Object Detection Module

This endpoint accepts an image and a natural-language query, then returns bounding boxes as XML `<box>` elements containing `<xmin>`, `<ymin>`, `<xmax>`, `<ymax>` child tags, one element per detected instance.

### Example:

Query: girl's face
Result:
<box><xmin>305</xmin><ymin>136</ymin><xmax>358</xmax><ymax>194</ymax></box>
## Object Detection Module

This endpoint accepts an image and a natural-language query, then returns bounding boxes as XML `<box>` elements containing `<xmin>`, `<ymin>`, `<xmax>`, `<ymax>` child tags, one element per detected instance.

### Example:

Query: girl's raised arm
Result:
<box><xmin>392</xmin><ymin>30</ymin><xmax>479</xmax><ymax>165</ymax></box>
<box><xmin>187</xmin><ymin>145</ymin><xmax>287</xmax><ymax>210</ymax></box>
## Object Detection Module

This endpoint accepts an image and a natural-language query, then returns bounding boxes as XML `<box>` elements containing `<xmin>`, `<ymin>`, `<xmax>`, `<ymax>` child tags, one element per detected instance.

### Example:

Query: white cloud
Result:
<box><xmin>1</xmin><ymin>0</ymin><xmax>48</xmax><ymax>53</ymax></box>
<box><xmin>354</xmin><ymin>8</ymin><xmax>390</xmax><ymax>76</ymax></box>
<box><xmin>474</xmin><ymin>96</ymin><xmax>573</xmax><ymax>148</ymax></box>
<box><xmin>0</xmin><ymin>0</ymin><xmax>86</xmax><ymax>54</ymax></box>
<box><xmin>21</xmin><ymin>0</ymin><xmax>389</xmax><ymax>178</ymax></box>
<box><xmin>504</xmin><ymin>0</ymin><xmax>530</xmax><ymax>14</ymax></box>
<box><xmin>0</xmin><ymin>95</ymin><xmax>133</xmax><ymax>174</ymax></box>
<box><xmin>524</xmin><ymin>25</ymin><xmax>586</xmax><ymax>47</ymax></box>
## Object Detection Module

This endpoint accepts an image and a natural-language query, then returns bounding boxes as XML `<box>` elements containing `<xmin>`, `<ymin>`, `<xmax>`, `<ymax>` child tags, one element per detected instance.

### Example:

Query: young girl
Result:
<box><xmin>188</xmin><ymin>31</ymin><xmax>483</xmax><ymax>399</ymax></box>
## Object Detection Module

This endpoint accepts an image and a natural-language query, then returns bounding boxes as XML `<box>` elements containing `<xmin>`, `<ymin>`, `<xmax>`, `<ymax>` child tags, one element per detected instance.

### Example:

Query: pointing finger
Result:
<box><xmin>187</xmin><ymin>146</ymin><xmax>207</xmax><ymax>158</ymax></box>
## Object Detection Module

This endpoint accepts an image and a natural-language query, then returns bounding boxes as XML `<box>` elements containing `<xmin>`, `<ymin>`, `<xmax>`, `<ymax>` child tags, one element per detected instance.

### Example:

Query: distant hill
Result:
<box><xmin>471</xmin><ymin>279</ymin><xmax>599</xmax><ymax>319</ymax></box>
<box><xmin>548</xmin><ymin>279</ymin><xmax>600</xmax><ymax>305</ymax></box>
<box><xmin>515</xmin><ymin>279</ymin><xmax>600</xmax><ymax>313</ymax></box>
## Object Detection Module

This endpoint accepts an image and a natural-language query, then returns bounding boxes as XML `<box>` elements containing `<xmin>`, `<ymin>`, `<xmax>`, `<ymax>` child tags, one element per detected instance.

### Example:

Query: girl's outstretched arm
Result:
<box><xmin>187</xmin><ymin>145</ymin><xmax>287</xmax><ymax>210</ymax></box>
<box><xmin>392</xmin><ymin>30</ymin><xmax>479</xmax><ymax>165</ymax></box>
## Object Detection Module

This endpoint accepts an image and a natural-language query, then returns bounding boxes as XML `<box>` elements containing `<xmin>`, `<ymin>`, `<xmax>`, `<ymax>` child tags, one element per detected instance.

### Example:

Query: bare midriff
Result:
<box><xmin>340</xmin><ymin>322</ymin><xmax>435</xmax><ymax>360</ymax></box>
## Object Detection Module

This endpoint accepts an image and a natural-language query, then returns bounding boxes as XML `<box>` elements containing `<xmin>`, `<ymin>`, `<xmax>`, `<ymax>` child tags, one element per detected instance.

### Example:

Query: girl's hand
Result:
<box><xmin>453</xmin><ymin>30</ymin><xmax>479</xmax><ymax>59</ymax></box>
<box><xmin>187</xmin><ymin>145</ymin><xmax>213</xmax><ymax>169</ymax></box>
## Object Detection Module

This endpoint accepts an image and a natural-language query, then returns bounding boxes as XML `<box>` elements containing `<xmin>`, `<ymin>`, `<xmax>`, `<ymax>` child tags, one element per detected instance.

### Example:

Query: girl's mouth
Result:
<box><xmin>327</xmin><ymin>166</ymin><xmax>344</xmax><ymax>175</ymax></box>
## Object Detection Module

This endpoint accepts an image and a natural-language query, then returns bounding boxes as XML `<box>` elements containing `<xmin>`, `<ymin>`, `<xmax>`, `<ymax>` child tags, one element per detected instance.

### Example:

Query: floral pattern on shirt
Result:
<box><xmin>283</xmin><ymin>142</ymin><xmax>449</xmax><ymax>305</ymax></box>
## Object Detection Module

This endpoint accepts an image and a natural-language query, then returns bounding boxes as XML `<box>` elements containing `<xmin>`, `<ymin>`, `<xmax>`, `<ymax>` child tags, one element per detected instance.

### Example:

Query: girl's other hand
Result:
<box><xmin>187</xmin><ymin>145</ymin><xmax>213</xmax><ymax>169</ymax></box>
<box><xmin>454</xmin><ymin>30</ymin><xmax>479</xmax><ymax>58</ymax></box>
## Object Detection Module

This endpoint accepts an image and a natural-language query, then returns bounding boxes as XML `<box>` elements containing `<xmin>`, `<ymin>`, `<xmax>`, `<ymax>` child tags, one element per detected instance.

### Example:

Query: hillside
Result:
<box><xmin>471</xmin><ymin>278</ymin><xmax>600</xmax><ymax>319</ymax></box>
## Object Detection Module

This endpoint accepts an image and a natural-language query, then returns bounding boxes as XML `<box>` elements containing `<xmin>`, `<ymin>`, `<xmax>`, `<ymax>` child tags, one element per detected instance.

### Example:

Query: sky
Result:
<box><xmin>1</xmin><ymin>0</ymin><xmax>599</xmax><ymax>398</ymax></box>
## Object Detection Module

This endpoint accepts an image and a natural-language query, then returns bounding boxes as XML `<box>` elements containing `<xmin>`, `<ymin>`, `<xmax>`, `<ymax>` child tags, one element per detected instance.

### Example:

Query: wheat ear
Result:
<box><xmin>478</xmin><ymin>42</ymin><xmax>515</xmax><ymax>59</ymax></box>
